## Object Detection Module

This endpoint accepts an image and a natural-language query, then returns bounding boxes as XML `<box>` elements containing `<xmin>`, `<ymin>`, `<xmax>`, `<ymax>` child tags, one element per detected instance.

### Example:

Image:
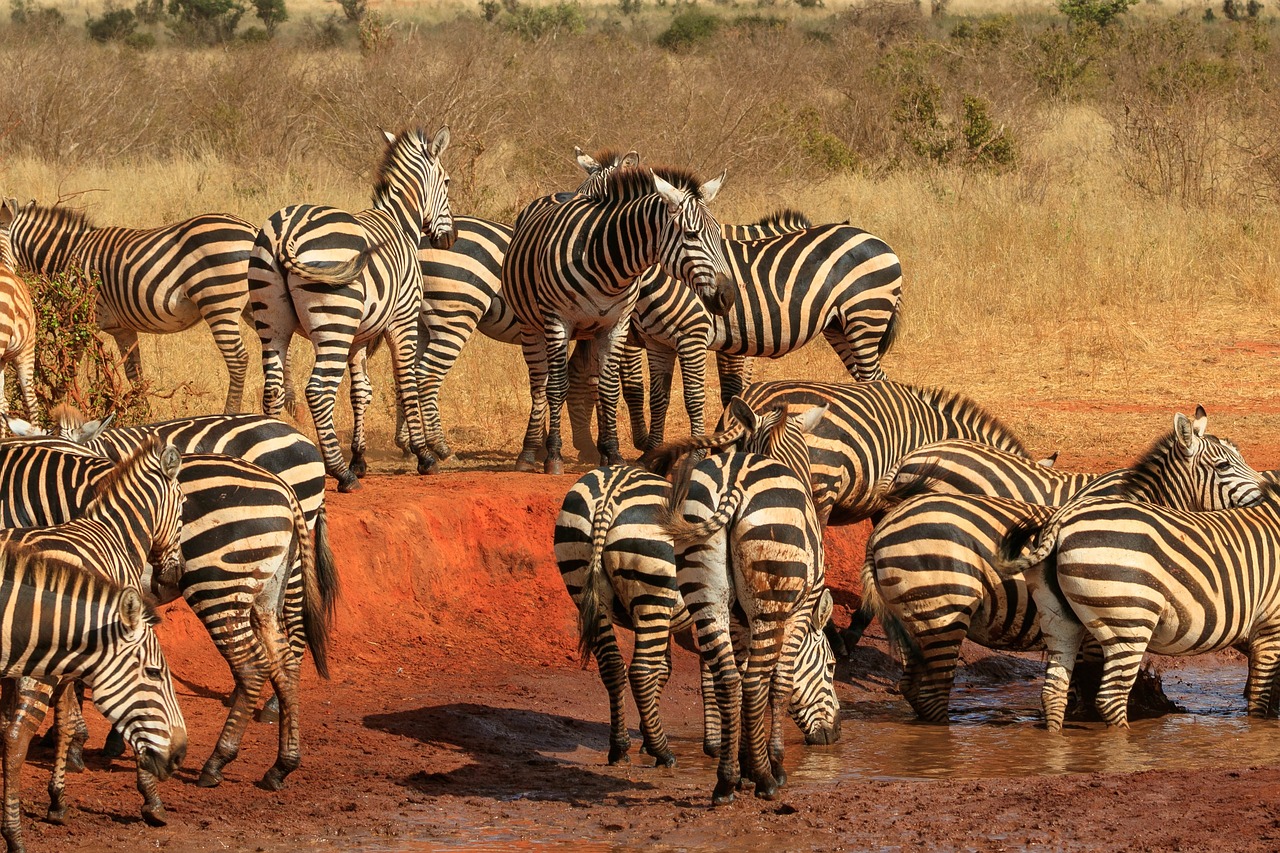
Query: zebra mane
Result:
<box><xmin>1</xmin><ymin>538</ymin><xmax>134</xmax><ymax>600</ymax></box>
<box><xmin>585</xmin><ymin>149</ymin><xmax>632</xmax><ymax>170</ymax></box>
<box><xmin>372</xmin><ymin>127</ymin><xmax>429</xmax><ymax>198</ymax></box>
<box><xmin>87</xmin><ymin>434</ymin><xmax>167</xmax><ymax>506</ymax></box>
<box><xmin>596</xmin><ymin>165</ymin><xmax>707</xmax><ymax>203</ymax></box>
<box><xmin>914</xmin><ymin>385</ymin><xmax>1028</xmax><ymax>457</ymax></box>
<box><xmin>1112</xmin><ymin>428</ymin><xmax>1233</xmax><ymax>497</ymax></box>
<box><xmin>755</xmin><ymin>209</ymin><xmax>812</xmax><ymax>229</ymax></box>
<box><xmin>22</xmin><ymin>203</ymin><xmax>94</xmax><ymax>232</ymax></box>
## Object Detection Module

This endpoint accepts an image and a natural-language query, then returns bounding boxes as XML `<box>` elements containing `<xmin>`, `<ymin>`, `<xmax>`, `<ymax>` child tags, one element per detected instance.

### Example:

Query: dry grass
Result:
<box><xmin>3</xmin><ymin>8</ymin><xmax>1280</xmax><ymax>472</ymax></box>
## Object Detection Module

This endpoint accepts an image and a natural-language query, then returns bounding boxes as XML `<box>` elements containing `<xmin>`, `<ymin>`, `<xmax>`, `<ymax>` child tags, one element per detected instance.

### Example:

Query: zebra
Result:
<box><xmin>0</xmin><ymin>437</ymin><xmax>183</xmax><ymax>827</ymax></box>
<box><xmin>0</xmin><ymin>438</ymin><xmax>333</xmax><ymax>794</ymax></box>
<box><xmin>0</xmin><ymin>228</ymin><xmax>35</xmax><ymax>422</ymax></box>
<box><xmin>0</xmin><ymin>198</ymin><xmax>256</xmax><ymax>415</ymax></box>
<box><xmin>504</xmin><ymin>164</ymin><xmax>734</xmax><ymax>474</ymax></box>
<box><xmin>860</xmin><ymin>408</ymin><xmax>1268</xmax><ymax>722</ymax></box>
<box><xmin>724</xmin><ymin>379</ymin><xmax>1030</xmax><ymax>524</ymax></box>
<box><xmin>249</xmin><ymin>126</ymin><xmax>454</xmax><ymax>491</ymax></box>
<box><xmin>0</xmin><ymin>549</ymin><xmax>186</xmax><ymax>853</ymax></box>
<box><xmin>553</xmin><ymin>400</ymin><xmax>837</xmax><ymax>768</ymax></box>
<box><xmin>410</xmin><ymin>147</ymin><xmax>638</xmax><ymax>463</ymax></box>
<box><xmin>663</xmin><ymin>399</ymin><xmax>836</xmax><ymax>805</ymax></box>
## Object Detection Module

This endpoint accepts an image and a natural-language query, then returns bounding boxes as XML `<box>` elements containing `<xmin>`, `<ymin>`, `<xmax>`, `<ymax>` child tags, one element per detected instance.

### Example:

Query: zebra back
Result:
<box><xmin>734</xmin><ymin>380</ymin><xmax>1028</xmax><ymax>524</ymax></box>
<box><xmin>999</xmin><ymin>407</ymin><xmax>1271</xmax><ymax>575</ymax></box>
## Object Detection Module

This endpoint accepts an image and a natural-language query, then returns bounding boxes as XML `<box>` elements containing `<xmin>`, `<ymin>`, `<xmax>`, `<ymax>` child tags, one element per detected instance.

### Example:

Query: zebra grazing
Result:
<box><xmin>0</xmin><ymin>438</ymin><xmax>333</xmax><ymax>794</ymax></box>
<box><xmin>663</xmin><ymin>400</ymin><xmax>836</xmax><ymax>805</ymax></box>
<box><xmin>0</xmin><ymin>437</ymin><xmax>183</xmax><ymax>827</ymax></box>
<box><xmin>0</xmin><ymin>550</ymin><xmax>186</xmax><ymax>853</ymax></box>
<box><xmin>249</xmin><ymin>126</ymin><xmax>454</xmax><ymax>491</ymax></box>
<box><xmin>554</xmin><ymin>406</ymin><xmax>838</xmax><ymax>767</ymax></box>
<box><xmin>723</xmin><ymin>379</ymin><xmax>1029</xmax><ymax>524</ymax></box>
<box><xmin>412</xmin><ymin>147</ymin><xmax>637</xmax><ymax>463</ymax></box>
<box><xmin>0</xmin><ymin>198</ymin><xmax>256</xmax><ymax>415</ymax></box>
<box><xmin>504</xmin><ymin>164</ymin><xmax>734</xmax><ymax>475</ymax></box>
<box><xmin>0</xmin><ymin>233</ymin><xmax>35</xmax><ymax>422</ymax></box>
<box><xmin>996</xmin><ymin>446</ymin><xmax>1278</xmax><ymax>731</ymax></box>
<box><xmin>862</xmin><ymin>408</ymin><xmax>1267</xmax><ymax>723</ymax></box>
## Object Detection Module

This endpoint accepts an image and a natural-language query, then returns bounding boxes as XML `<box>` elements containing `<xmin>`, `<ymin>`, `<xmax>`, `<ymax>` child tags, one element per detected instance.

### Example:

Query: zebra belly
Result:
<box><xmin>97</xmin><ymin>287</ymin><xmax>202</xmax><ymax>334</ymax></box>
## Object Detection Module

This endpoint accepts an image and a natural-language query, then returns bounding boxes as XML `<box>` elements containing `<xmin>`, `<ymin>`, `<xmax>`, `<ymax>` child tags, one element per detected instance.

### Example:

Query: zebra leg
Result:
<box><xmin>1038</xmin><ymin>615</ymin><xmax>1088</xmax><ymax>732</ymax></box>
<box><xmin>542</xmin><ymin>320</ymin><xmax>571</xmax><ymax>475</ymax></box>
<box><xmin>566</xmin><ymin>341</ymin><xmax>600</xmax><ymax>464</ymax></box>
<box><xmin>195</xmin><ymin>623</ymin><xmax>273</xmax><ymax>788</ymax></box>
<box><xmin>1095</xmin><ymin>636</ymin><xmax>1156</xmax><ymax>729</ymax></box>
<box><xmin>714</xmin><ymin>352</ymin><xmax>750</xmax><ymax>410</ymax></box>
<box><xmin>304</xmin><ymin>333</ymin><xmax>363</xmax><ymax>491</ymax></box>
<box><xmin>384</xmin><ymin>319</ymin><xmax>437</xmax><ymax>476</ymax></box>
<box><xmin>47</xmin><ymin>683</ymin><xmax>75</xmax><ymax>825</ymax></box>
<box><xmin>618</xmin><ymin>341</ymin><xmax>648</xmax><ymax>451</ymax></box>
<box><xmin>591</xmin><ymin>320</ymin><xmax>631</xmax><ymax>467</ymax></box>
<box><xmin>643</xmin><ymin>346</ymin><xmax>677</xmax><ymax>454</ymax></box>
<box><xmin>824</xmin><ymin>322</ymin><xmax>888</xmax><ymax>383</ymax></box>
<box><xmin>254</xmin><ymin>603</ymin><xmax>303</xmax><ymax>791</ymax></box>
<box><xmin>1246</xmin><ymin>632</ymin><xmax>1280</xmax><ymax>717</ymax></box>
<box><xmin>347</xmin><ymin>343</ymin><xmax>373</xmax><ymax>479</ymax></box>
<box><xmin>628</xmin><ymin>611</ymin><xmax>676</xmax><ymax>768</ymax></box>
<box><xmin>14</xmin><ymin>349</ymin><xmax>36</xmax><ymax>420</ymax></box>
<box><xmin>200</xmin><ymin>300</ymin><xmax>252</xmax><ymax>414</ymax></box>
<box><xmin>908</xmin><ymin>622</ymin><xmax>970</xmax><ymax>724</ymax></box>
<box><xmin>673</xmin><ymin>332</ymin><xmax>708</xmax><ymax>448</ymax></box>
<box><xmin>416</xmin><ymin>308</ymin><xmax>469</xmax><ymax>463</ymax></box>
<box><xmin>107</xmin><ymin>326</ymin><xmax>143</xmax><ymax>386</ymax></box>
<box><xmin>589</xmin><ymin>615</ymin><xmax>632</xmax><ymax>765</ymax></box>
<box><xmin>699</xmin><ymin>659</ymin><xmax>722</xmax><ymax>758</ymax></box>
<box><xmin>0</xmin><ymin>680</ymin><xmax>38</xmax><ymax>853</ymax></box>
<box><xmin>516</xmin><ymin>332</ymin><xmax>549</xmax><ymax>472</ymax></box>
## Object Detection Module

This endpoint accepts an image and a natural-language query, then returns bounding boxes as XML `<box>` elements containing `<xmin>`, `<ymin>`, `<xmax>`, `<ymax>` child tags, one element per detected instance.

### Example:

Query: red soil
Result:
<box><xmin>14</xmin><ymin>471</ymin><xmax>1280</xmax><ymax>853</ymax></box>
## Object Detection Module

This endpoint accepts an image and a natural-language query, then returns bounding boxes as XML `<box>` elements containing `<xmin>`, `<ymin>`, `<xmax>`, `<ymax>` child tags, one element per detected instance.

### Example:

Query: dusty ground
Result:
<box><xmin>13</xmin><ymin>456</ymin><xmax>1280</xmax><ymax>853</ymax></box>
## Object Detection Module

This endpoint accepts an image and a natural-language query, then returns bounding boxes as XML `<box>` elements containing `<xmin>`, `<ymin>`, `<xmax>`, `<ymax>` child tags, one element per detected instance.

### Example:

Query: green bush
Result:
<box><xmin>1057</xmin><ymin>0</ymin><xmax>1137</xmax><ymax>28</ymax></box>
<box><xmin>961</xmin><ymin>96</ymin><xmax>1016</xmax><ymax>168</ymax></box>
<box><xmin>657</xmin><ymin>8</ymin><xmax>719</xmax><ymax>50</ymax></box>
<box><xmin>167</xmin><ymin>0</ymin><xmax>246</xmax><ymax>44</ymax></box>
<box><xmin>86</xmin><ymin>3</ymin><xmax>138</xmax><ymax>41</ymax></box>
<box><xmin>504</xmin><ymin>2</ymin><xmax>584</xmax><ymax>40</ymax></box>
<box><xmin>9</xmin><ymin>0</ymin><xmax>64</xmax><ymax>30</ymax></box>
<box><xmin>251</xmin><ymin>0</ymin><xmax>286</xmax><ymax>35</ymax></box>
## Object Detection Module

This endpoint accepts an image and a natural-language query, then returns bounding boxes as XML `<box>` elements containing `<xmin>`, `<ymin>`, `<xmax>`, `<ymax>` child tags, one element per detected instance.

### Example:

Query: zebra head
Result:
<box><xmin>651</xmin><ymin>168</ymin><xmax>736</xmax><ymax>317</ymax></box>
<box><xmin>378</xmin><ymin>126</ymin><xmax>456</xmax><ymax>251</ymax></box>
<box><xmin>87</xmin><ymin>587</ymin><xmax>187</xmax><ymax>782</ymax></box>
<box><xmin>1120</xmin><ymin>406</ymin><xmax>1269</xmax><ymax>510</ymax></box>
<box><xmin>147</xmin><ymin>443</ymin><xmax>185</xmax><ymax>590</ymax></box>
<box><xmin>573</xmin><ymin>147</ymin><xmax>640</xmax><ymax>197</ymax></box>
<box><xmin>789</xmin><ymin>588</ymin><xmax>841</xmax><ymax>744</ymax></box>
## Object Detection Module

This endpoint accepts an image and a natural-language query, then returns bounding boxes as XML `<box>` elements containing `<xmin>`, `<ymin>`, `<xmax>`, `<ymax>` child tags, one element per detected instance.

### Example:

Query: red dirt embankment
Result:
<box><xmin>19</xmin><ymin>472</ymin><xmax>1280</xmax><ymax>853</ymax></box>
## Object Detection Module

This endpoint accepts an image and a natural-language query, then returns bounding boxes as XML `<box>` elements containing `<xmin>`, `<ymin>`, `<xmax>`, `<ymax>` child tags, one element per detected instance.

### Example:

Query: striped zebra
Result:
<box><xmin>249</xmin><ymin>126</ymin><xmax>454</xmax><ymax>491</ymax></box>
<box><xmin>505</xmin><ymin>165</ymin><xmax>734</xmax><ymax>474</ymax></box>
<box><xmin>0</xmin><ymin>549</ymin><xmax>186</xmax><ymax>853</ymax></box>
<box><xmin>0</xmin><ymin>438</ymin><xmax>332</xmax><ymax>793</ymax></box>
<box><xmin>411</xmin><ymin>147</ymin><xmax>637</xmax><ymax>462</ymax></box>
<box><xmin>994</xmin><ymin>453</ymin><xmax>1280</xmax><ymax>732</ymax></box>
<box><xmin>724</xmin><ymin>379</ymin><xmax>1030</xmax><ymax>524</ymax></box>
<box><xmin>0</xmin><ymin>437</ymin><xmax>183</xmax><ymax>827</ymax></box>
<box><xmin>861</xmin><ymin>409</ymin><xmax>1267</xmax><ymax>722</ymax></box>
<box><xmin>0</xmin><ymin>198</ymin><xmax>256</xmax><ymax>415</ymax></box>
<box><xmin>663</xmin><ymin>400</ymin><xmax>835</xmax><ymax>805</ymax></box>
<box><xmin>0</xmin><ymin>227</ymin><xmax>36</xmax><ymax>421</ymax></box>
<box><xmin>554</xmin><ymin>401</ymin><xmax>837</xmax><ymax>767</ymax></box>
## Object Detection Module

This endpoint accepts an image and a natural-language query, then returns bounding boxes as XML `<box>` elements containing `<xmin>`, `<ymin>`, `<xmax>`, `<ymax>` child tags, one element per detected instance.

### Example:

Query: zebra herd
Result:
<box><xmin>0</xmin><ymin>121</ymin><xmax>1273</xmax><ymax>823</ymax></box>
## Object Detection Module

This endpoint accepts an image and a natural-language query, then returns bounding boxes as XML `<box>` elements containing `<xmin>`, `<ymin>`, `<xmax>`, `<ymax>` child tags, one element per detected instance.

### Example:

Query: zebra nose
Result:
<box><xmin>430</xmin><ymin>225</ymin><xmax>457</xmax><ymax>251</ymax></box>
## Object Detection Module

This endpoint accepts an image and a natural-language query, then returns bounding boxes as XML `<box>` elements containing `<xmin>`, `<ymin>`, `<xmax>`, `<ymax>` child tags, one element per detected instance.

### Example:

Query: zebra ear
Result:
<box><xmin>5</xmin><ymin>417</ymin><xmax>40</xmax><ymax>436</ymax></box>
<box><xmin>0</xmin><ymin>198</ymin><xmax>14</xmax><ymax>228</ymax></box>
<box><xmin>652</xmin><ymin>172</ymin><xmax>684</xmax><ymax>211</ymax></box>
<box><xmin>1174</xmin><ymin>411</ymin><xmax>1201</xmax><ymax>455</ymax></box>
<box><xmin>430</xmin><ymin>125</ymin><xmax>451</xmax><ymax>159</ymax></box>
<box><xmin>1037</xmin><ymin>451</ymin><xmax>1059</xmax><ymax>468</ymax></box>
<box><xmin>813</xmin><ymin>588</ymin><xmax>834</xmax><ymax>630</ymax></box>
<box><xmin>1193</xmin><ymin>405</ymin><xmax>1208</xmax><ymax>437</ymax></box>
<box><xmin>574</xmin><ymin>146</ymin><xmax>600</xmax><ymax>173</ymax></box>
<box><xmin>791</xmin><ymin>404</ymin><xmax>827</xmax><ymax>436</ymax></box>
<box><xmin>74</xmin><ymin>413</ymin><xmax>113</xmax><ymax>443</ymax></box>
<box><xmin>725</xmin><ymin>396</ymin><xmax>759</xmax><ymax>433</ymax></box>
<box><xmin>700</xmin><ymin>170</ymin><xmax>727</xmax><ymax>203</ymax></box>
<box><xmin>621</xmin><ymin>150</ymin><xmax>640</xmax><ymax>168</ymax></box>
<box><xmin>380</xmin><ymin>127</ymin><xmax>395</xmax><ymax>145</ymax></box>
<box><xmin>119</xmin><ymin>588</ymin><xmax>145</xmax><ymax>634</ymax></box>
<box><xmin>160</xmin><ymin>445</ymin><xmax>182</xmax><ymax>480</ymax></box>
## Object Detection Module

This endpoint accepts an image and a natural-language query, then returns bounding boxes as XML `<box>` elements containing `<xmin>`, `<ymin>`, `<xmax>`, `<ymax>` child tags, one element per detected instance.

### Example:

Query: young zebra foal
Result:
<box><xmin>664</xmin><ymin>400</ymin><xmax>836</xmax><ymax>805</ymax></box>
<box><xmin>0</xmin><ymin>550</ymin><xmax>186</xmax><ymax>853</ymax></box>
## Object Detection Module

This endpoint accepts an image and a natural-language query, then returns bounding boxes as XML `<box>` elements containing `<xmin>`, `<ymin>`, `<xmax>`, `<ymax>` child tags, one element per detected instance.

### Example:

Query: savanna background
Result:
<box><xmin>4</xmin><ymin>0</ymin><xmax>1279</xmax><ymax>467</ymax></box>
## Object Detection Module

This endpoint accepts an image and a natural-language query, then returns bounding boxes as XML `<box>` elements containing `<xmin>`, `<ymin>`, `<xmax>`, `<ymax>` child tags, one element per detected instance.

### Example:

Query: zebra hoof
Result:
<box><xmin>712</xmin><ymin>781</ymin><xmax>736</xmax><ymax>806</ymax></box>
<box><xmin>141</xmin><ymin>805</ymin><xmax>168</xmax><ymax>827</ymax></box>
<box><xmin>544</xmin><ymin>458</ymin><xmax>564</xmax><ymax>476</ymax></box>
<box><xmin>514</xmin><ymin>458</ymin><xmax>539</xmax><ymax>473</ymax></box>
<box><xmin>349</xmin><ymin>456</ymin><xmax>367</xmax><ymax>479</ymax></box>
<box><xmin>754</xmin><ymin>779</ymin><xmax>779</xmax><ymax>800</ymax></box>
<box><xmin>703</xmin><ymin>740</ymin><xmax>720</xmax><ymax>759</ymax></box>
<box><xmin>416</xmin><ymin>455</ymin><xmax>439</xmax><ymax>475</ymax></box>
<box><xmin>66</xmin><ymin>745</ymin><xmax>85</xmax><ymax>773</ymax></box>
<box><xmin>337</xmin><ymin>473</ymin><xmax>362</xmax><ymax>493</ymax></box>
<box><xmin>197</xmin><ymin>768</ymin><xmax>223</xmax><ymax>789</ymax></box>
<box><xmin>45</xmin><ymin>805</ymin><xmax>67</xmax><ymax>826</ymax></box>
<box><xmin>257</xmin><ymin>766</ymin><xmax>288</xmax><ymax>792</ymax></box>
<box><xmin>431</xmin><ymin>442</ymin><xmax>454</xmax><ymax>461</ymax></box>
<box><xmin>254</xmin><ymin>705</ymin><xmax>280</xmax><ymax>725</ymax></box>
<box><xmin>652</xmin><ymin>752</ymin><xmax>676</xmax><ymax>769</ymax></box>
<box><xmin>606</xmin><ymin>746</ymin><xmax>630</xmax><ymax>766</ymax></box>
<box><xmin>102</xmin><ymin>729</ymin><xmax>126</xmax><ymax>758</ymax></box>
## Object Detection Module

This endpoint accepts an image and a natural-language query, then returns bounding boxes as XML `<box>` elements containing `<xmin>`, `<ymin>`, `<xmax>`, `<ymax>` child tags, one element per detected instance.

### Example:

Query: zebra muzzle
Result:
<box><xmin>429</xmin><ymin>225</ymin><xmax>458</xmax><ymax>251</ymax></box>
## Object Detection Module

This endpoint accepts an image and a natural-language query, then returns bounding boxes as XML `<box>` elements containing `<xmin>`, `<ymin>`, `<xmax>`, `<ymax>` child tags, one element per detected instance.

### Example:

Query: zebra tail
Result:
<box><xmin>844</xmin><ymin>460</ymin><xmax>944</xmax><ymax>524</ymax></box>
<box><xmin>879</xmin><ymin>303</ymin><xmax>903</xmax><ymax>358</ymax></box>
<box><xmin>995</xmin><ymin>511</ymin><xmax>1058</xmax><ymax>578</ymax></box>
<box><xmin>281</xmin><ymin>238</ymin><xmax>379</xmax><ymax>286</ymax></box>
<box><xmin>859</xmin><ymin>552</ymin><xmax>922</xmax><ymax>666</ymax></box>
<box><xmin>297</xmin><ymin>496</ymin><xmax>333</xmax><ymax>680</ymax></box>
<box><xmin>663</xmin><ymin>486</ymin><xmax>744</xmax><ymax>547</ymax></box>
<box><xmin>640</xmin><ymin>421</ymin><xmax>746</xmax><ymax>476</ymax></box>
<box><xmin>314</xmin><ymin>501</ymin><xmax>340</xmax><ymax>621</ymax></box>
<box><xmin>576</xmin><ymin>497</ymin><xmax>617</xmax><ymax>667</ymax></box>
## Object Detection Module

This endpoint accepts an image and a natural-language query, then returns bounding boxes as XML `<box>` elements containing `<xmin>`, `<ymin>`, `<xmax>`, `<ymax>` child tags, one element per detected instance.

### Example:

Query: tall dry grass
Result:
<box><xmin>2</xmin><ymin>7</ymin><xmax>1279</xmax><ymax>468</ymax></box>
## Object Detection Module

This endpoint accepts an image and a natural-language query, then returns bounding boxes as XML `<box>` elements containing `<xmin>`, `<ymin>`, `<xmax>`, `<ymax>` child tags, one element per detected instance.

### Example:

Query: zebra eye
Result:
<box><xmin>1215</xmin><ymin>460</ymin><xmax>1233</xmax><ymax>471</ymax></box>
<box><xmin>144</xmin><ymin>666</ymin><xmax>164</xmax><ymax>680</ymax></box>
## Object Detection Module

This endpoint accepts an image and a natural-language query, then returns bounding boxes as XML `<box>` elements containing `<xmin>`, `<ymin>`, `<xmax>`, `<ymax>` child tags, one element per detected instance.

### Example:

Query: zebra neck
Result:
<box><xmin>17</xmin><ymin>219</ymin><xmax>95</xmax><ymax>275</ymax></box>
<box><xmin>0</xmin><ymin>574</ymin><xmax>112</xmax><ymax>677</ymax></box>
<box><xmin>88</xmin><ymin>497</ymin><xmax>158</xmax><ymax>573</ymax></box>
<box><xmin>584</xmin><ymin>195</ymin><xmax>672</xmax><ymax>289</ymax></box>
<box><xmin>374</xmin><ymin>187</ymin><xmax>425</xmax><ymax>243</ymax></box>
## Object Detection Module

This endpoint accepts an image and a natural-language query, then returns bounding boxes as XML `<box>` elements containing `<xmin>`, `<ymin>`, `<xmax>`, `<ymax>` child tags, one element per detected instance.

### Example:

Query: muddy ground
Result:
<box><xmin>15</xmin><ymin>465</ymin><xmax>1280</xmax><ymax>853</ymax></box>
